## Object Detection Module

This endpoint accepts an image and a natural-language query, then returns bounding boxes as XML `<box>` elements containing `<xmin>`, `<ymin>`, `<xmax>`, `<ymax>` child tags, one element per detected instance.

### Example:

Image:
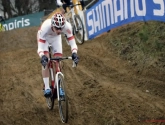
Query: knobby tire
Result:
<box><xmin>58</xmin><ymin>74</ymin><xmax>68</xmax><ymax>123</ymax></box>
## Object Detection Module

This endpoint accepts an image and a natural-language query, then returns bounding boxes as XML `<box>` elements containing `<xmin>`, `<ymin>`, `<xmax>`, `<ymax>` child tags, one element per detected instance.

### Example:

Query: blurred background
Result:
<box><xmin>0</xmin><ymin>0</ymin><xmax>94</xmax><ymax>19</ymax></box>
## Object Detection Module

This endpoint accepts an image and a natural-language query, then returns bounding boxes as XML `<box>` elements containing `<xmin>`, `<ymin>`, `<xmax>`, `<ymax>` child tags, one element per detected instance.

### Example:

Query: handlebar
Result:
<box><xmin>50</xmin><ymin>56</ymin><xmax>72</xmax><ymax>61</ymax></box>
<box><xmin>49</xmin><ymin>56</ymin><xmax>76</xmax><ymax>67</ymax></box>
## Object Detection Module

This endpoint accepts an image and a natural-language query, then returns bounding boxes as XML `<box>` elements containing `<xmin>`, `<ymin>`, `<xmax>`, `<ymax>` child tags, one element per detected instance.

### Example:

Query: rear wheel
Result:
<box><xmin>73</xmin><ymin>15</ymin><xmax>84</xmax><ymax>44</ymax></box>
<box><xmin>46</xmin><ymin>94</ymin><xmax>54</xmax><ymax>110</ymax></box>
<box><xmin>58</xmin><ymin>74</ymin><xmax>68</xmax><ymax>123</ymax></box>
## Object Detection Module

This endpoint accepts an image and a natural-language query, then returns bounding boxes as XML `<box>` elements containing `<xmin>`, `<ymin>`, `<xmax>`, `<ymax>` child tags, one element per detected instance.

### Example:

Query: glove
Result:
<box><xmin>72</xmin><ymin>53</ymin><xmax>79</xmax><ymax>65</ymax></box>
<box><xmin>40</xmin><ymin>55</ymin><xmax>48</xmax><ymax>67</ymax></box>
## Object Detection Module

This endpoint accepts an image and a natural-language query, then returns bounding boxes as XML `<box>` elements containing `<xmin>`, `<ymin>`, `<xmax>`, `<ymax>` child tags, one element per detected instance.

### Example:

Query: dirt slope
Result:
<box><xmin>0</xmin><ymin>27</ymin><xmax>165</xmax><ymax>125</ymax></box>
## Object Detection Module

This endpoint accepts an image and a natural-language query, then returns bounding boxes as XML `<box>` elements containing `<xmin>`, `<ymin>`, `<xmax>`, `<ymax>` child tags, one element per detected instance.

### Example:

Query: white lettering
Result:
<box><xmin>124</xmin><ymin>0</ymin><xmax>128</xmax><ymax>19</ymax></box>
<box><xmin>14</xmin><ymin>20</ymin><xmax>17</xmax><ymax>28</ymax></box>
<box><xmin>93</xmin><ymin>7</ymin><xmax>100</xmax><ymax>32</ymax></box>
<box><xmin>135</xmin><ymin>0</ymin><xmax>146</xmax><ymax>16</ymax></box>
<box><xmin>8</xmin><ymin>23</ymin><xmax>14</xmax><ymax>30</ymax></box>
<box><xmin>22</xmin><ymin>18</ymin><xmax>24</xmax><ymax>27</ymax></box>
<box><xmin>98</xmin><ymin>4</ymin><xmax>103</xmax><ymax>29</ymax></box>
<box><xmin>87</xmin><ymin>11</ymin><xmax>94</xmax><ymax>35</ymax></box>
<box><xmin>17</xmin><ymin>20</ymin><xmax>22</xmax><ymax>28</ymax></box>
<box><xmin>109</xmin><ymin>0</ymin><xmax>114</xmax><ymax>25</ymax></box>
<box><xmin>153</xmin><ymin>0</ymin><xmax>164</xmax><ymax>16</ymax></box>
<box><xmin>102</xmin><ymin>0</ymin><xmax>112</xmax><ymax>27</ymax></box>
<box><xmin>101</xmin><ymin>2</ymin><xmax>107</xmax><ymax>28</ymax></box>
<box><xmin>114</xmin><ymin>0</ymin><xmax>124</xmax><ymax>23</ymax></box>
<box><xmin>130</xmin><ymin>0</ymin><xmax>135</xmax><ymax>17</ymax></box>
<box><xmin>24</xmin><ymin>19</ymin><xmax>30</xmax><ymax>26</ymax></box>
<box><xmin>3</xmin><ymin>18</ymin><xmax>31</xmax><ymax>31</ymax></box>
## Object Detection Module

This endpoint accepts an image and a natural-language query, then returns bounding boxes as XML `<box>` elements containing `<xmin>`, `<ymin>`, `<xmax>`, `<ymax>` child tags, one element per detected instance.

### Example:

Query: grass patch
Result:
<box><xmin>107</xmin><ymin>21</ymin><xmax>165</xmax><ymax>73</ymax></box>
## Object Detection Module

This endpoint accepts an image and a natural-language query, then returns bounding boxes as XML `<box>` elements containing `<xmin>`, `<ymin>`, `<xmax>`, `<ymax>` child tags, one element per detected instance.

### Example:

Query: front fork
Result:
<box><xmin>56</xmin><ymin>72</ymin><xmax>64</xmax><ymax>101</ymax></box>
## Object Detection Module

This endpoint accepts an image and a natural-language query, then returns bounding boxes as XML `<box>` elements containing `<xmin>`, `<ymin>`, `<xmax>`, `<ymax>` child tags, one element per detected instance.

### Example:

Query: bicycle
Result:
<box><xmin>44</xmin><ymin>45</ymin><xmax>76</xmax><ymax>123</ymax></box>
<box><xmin>65</xmin><ymin>3</ymin><xmax>85</xmax><ymax>44</ymax></box>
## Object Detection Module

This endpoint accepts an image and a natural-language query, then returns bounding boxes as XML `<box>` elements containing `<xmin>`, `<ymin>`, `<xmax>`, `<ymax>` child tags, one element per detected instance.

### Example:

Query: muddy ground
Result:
<box><xmin>0</xmin><ymin>27</ymin><xmax>165</xmax><ymax>125</ymax></box>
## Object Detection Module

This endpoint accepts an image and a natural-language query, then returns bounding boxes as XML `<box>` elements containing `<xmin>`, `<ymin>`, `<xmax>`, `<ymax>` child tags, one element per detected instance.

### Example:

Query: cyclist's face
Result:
<box><xmin>53</xmin><ymin>27</ymin><xmax>62</xmax><ymax>35</ymax></box>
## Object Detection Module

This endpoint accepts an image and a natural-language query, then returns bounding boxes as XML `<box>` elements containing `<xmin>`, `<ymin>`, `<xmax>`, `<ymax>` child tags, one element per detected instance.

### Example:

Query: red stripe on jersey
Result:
<box><xmin>38</xmin><ymin>51</ymin><xmax>49</xmax><ymax>55</ymax></box>
<box><xmin>67</xmin><ymin>36</ymin><xmax>74</xmax><ymax>41</ymax></box>
<box><xmin>38</xmin><ymin>51</ymin><xmax>43</xmax><ymax>55</ymax></box>
<box><xmin>44</xmin><ymin>51</ymin><xmax>49</xmax><ymax>55</ymax></box>
<box><xmin>72</xmin><ymin>48</ymin><xmax>77</xmax><ymax>52</ymax></box>
<box><xmin>39</xmin><ymin>39</ymin><xmax>46</xmax><ymax>43</ymax></box>
<box><xmin>53</xmin><ymin>53</ymin><xmax>63</xmax><ymax>57</ymax></box>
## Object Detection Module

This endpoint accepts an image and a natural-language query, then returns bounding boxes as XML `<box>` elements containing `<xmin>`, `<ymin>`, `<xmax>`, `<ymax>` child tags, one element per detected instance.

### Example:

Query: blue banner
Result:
<box><xmin>85</xmin><ymin>0</ymin><xmax>165</xmax><ymax>39</ymax></box>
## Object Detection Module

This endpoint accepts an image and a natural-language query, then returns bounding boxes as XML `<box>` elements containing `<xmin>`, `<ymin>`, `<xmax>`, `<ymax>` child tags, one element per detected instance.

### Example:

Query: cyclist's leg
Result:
<box><xmin>63</xmin><ymin>0</ymin><xmax>72</xmax><ymax>5</ymax></box>
<box><xmin>63</xmin><ymin>21</ymin><xmax>78</xmax><ymax>50</ymax></box>
<box><xmin>37</xmin><ymin>33</ymin><xmax>51</xmax><ymax>97</ymax></box>
<box><xmin>80</xmin><ymin>0</ymin><xmax>84</xmax><ymax>10</ymax></box>
<box><xmin>62</xmin><ymin>0</ymin><xmax>72</xmax><ymax>13</ymax></box>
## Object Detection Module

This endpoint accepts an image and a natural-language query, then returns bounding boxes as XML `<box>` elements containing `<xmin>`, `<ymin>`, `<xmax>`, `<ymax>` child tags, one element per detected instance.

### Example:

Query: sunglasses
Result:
<box><xmin>54</xmin><ymin>27</ymin><xmax>62</xmax><ymax>30</ymax></box>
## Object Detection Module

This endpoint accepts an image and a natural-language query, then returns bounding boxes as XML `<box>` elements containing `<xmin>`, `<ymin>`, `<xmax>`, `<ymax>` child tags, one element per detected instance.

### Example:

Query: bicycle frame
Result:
<box><xmin>48</xmin><ymin>60</ymin><xmax>56</xmax><ymax>93</ymax></box>
<box><xmin>70</xmin><ymin>8</ymin><xmax>77</xmax><ymax>30</ymax></box>
<box><xmin>56</xmin><ymin>71</ymin><xmax>64</xmax><ymax>101</ymax></box>
<box><xmin>49</xmin><ymin>56</ymin><xmax>74</xmax><ymax>101</ymax></box>
<box><xmin>66</xmin><ymin>5</ymin><xmax>78</xmax><ymax>29</ymax></box>
<box><xmin>66</xmin><ymin>4</ymin><xmax>83</xmax><ymax>33</ymax></box>
<box><xmin>49</xmin><ymin>58</ymin><xmax>64</xmax><ymax>102</ymax></box>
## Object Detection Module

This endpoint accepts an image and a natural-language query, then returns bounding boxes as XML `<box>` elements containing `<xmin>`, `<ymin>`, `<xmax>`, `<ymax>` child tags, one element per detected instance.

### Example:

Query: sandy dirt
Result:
<box><xmin>0</xmin><ymin>27</ymin><xmax>165</xmax><ymax>125</ymax></box>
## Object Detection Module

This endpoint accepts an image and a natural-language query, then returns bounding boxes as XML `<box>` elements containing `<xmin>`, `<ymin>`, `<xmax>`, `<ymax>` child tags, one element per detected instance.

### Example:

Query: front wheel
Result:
<box><xmin>57</xmin><ymin>74</ymin><xmax>68</xmax><ymax>123</ymax></box>
<box><xmin>73</xmin><ymin>15</ymin><xmax>84</xmax><ymax>44</ymax></box>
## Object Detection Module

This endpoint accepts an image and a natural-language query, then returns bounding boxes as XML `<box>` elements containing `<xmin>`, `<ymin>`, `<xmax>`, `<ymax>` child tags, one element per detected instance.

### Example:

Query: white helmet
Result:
<box><xmin>51</xmin><ymin>13</ymin><xmax>65</xmax><ymax>29</ymax></box>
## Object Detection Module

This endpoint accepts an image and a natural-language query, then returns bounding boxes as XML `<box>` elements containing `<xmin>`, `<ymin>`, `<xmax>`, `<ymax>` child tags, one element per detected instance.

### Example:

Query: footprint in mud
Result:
<box><xmin>83</xmin><ymin>79</ymin><xmax>101</xmax><ymax>88</ymax></box>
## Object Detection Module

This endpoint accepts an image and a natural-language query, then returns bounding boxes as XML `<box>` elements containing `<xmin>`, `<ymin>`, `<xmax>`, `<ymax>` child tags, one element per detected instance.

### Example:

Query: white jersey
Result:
<box><xmin>37</xmin><ymin>18</ymin><xmax>78</xmax><ymax>57</ymax></box>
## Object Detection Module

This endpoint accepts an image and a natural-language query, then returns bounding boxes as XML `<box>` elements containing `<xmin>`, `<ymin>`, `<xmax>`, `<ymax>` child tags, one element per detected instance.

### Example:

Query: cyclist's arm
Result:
<box><xmin>63</xmin><ymin>21</ymin><xmax>78</xmax><ymax>53</ymax></box>
<box><xmin>37</xmin><ymin>19</ymin><xmax>50</xmax><ymax>57</ymax></box>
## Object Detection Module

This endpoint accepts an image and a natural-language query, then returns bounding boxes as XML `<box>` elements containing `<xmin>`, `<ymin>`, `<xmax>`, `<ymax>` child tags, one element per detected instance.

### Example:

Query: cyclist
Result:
<box><xmin>37</xmin><ymin>12</ymin><xmax>79</xmax><ymax>97</ymax></box>
<box><xmin>0</xmin><ymin>23</ymin><xmax>3</xmax><ymax>31</ymax></box>
<box><xmin>0</xmin><ymin>14</ymin><xmax>5</xmax><ymax>22</ymax></box>
<box><xmin>0</xmin><ymin>14</ymin><xmax>5</xmax><ymax>31</ymax></box>
<box><xmin>56</xmin><ymin>0</ymin><xmax>85</xmax><ymax>13</ymax></box>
